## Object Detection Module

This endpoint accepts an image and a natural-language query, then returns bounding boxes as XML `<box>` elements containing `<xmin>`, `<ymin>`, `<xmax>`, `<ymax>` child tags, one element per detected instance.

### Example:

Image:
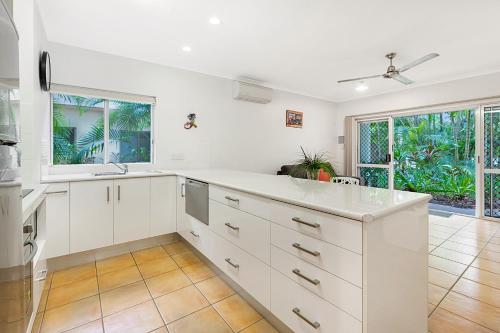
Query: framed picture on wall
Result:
<box><xmin>286</xmin><ymin>110</ymin><xmax>303</xmax><ymax>128</ymax></box>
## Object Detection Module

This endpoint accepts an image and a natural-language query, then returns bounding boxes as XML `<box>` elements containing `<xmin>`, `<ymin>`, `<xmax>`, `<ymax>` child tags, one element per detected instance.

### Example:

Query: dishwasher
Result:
<box><xmin>185</xmin><ymin>178</ymin><xmax>209</xmax><ymax>225</ymax></box>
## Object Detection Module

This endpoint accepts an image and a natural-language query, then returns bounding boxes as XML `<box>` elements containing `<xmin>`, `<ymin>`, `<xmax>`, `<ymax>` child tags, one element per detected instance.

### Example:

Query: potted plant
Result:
<box><xmin>293</xmin><ymin>147</ymin><xmax>336</xmax><ymax>180</ymax></box>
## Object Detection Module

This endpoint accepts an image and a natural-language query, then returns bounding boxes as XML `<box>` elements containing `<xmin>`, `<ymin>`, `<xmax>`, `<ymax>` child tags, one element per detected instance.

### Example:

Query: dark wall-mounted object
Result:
<box><xmin>39</xmin><ymin>51</ymin><xmax>51</xmax><ymax>91</ymax></box>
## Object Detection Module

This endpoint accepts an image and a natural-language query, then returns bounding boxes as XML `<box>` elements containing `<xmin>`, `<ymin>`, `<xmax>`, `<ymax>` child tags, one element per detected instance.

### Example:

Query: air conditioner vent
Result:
<box><xmin>232</xmin><ymin>81</ymin><xmax>273</xmax><ymax>104</ymax></box>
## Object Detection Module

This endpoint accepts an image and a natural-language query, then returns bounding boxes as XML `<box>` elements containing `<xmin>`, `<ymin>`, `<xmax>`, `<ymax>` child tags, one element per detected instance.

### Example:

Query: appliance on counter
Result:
<box><xmin>185</xmin><ymin>178</ymin><xmax>209</xmax><ymax>225</ymax></box>
<box><xmin>0</xmin><ymin>1</ymin><xmax>38</xmax><ymax>332</ymax></box>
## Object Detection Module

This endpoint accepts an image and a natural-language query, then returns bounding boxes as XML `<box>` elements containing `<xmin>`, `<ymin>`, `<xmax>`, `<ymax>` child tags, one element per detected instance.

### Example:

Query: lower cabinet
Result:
<box><xmin>70</xmin><ymin>180</ymin><xmax>114</xmax><ymax>253</ymax></box>
<box><xmin>150</xmin><ymin>176</ymin><xmax>176</xmax><ymax>236</ymax></box>
<box><xmin>44</xmin><ymin>183</ymin><xmax>70</xmax><ymax>258</ymax></box>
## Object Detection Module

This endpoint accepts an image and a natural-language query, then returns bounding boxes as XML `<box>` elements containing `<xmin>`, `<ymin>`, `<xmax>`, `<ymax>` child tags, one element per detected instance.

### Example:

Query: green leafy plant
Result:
<box><xmin>293</xmin><ymin>146</ymin><xmax>336</xmax><ymax>180</ymax></box>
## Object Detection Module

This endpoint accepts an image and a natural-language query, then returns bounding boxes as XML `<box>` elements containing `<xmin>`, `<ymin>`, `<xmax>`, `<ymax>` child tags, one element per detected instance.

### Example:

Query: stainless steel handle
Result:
<box><xmin>225</xmin><ymin>258</ymin><xmax>239</xmax><ymax>268</ymax></box>
<box><xmin>45</xmin><ymin>190</ymin><xmax>68</xmax><ymax>195</ymax></box>
<box><xmin>225</xmin><ymin>222</ymin><xmax>240</xmax><ymax>231</ymax></box>
<box><xmin>292</xmin><ymin>269</ymin><xmax>320</xmax><ymax>285</ymax></box>
<box><xmin>181</xmin><ymin>183</ymin><xmax>185</xmax><ymax>197</ymax></box>
<box><xmin>107</xmin><ymin>186</ymin><xmax>110</xmax><ymax>203</ymax></box>
<box><xmin>118</xmin><ymin>185</ymin><xmax>121</xmax><ymax>201</ymax></box>
<box><xmin>292</xmin><ymin>217</ymin><xmax>320</xmax><ymax>228</ymax></box>
<box><xmin>224</xmin><ymin>196</ymin><xmax>239</xmax><ymax>203</ymax></box>
<box><xmin>292</xmin><ymin>308</ymin><xmax>320</xmax><ymax>329</ymax></box>
<box><xmin>190</xmin><ymin>230</ymin><xmax>199</xmax><ymax>237</ymax></box>
<box><xmin>24</xmin><ymin>240</ymin><xmax>38</xmax><ymax>264</ymax></box>
<box><xmin>292</xmin><ymin>243</ymin><xmax>320</xmax><ymax>256</ymax></box>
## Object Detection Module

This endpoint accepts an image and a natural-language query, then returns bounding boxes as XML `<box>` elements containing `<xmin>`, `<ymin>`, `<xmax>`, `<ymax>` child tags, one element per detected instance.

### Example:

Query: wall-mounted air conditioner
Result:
<box><xmin>232</xmin><ymin>81</ymin><xmax>273</xmax><ymax>104</ymax></box>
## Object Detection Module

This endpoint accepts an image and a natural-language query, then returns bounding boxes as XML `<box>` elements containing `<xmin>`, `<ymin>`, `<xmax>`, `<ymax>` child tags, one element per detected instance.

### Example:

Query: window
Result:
<box><xmin>51</xmin><ymin>92</ymin><xmax>153</xmax><ymax>165</ymax></box>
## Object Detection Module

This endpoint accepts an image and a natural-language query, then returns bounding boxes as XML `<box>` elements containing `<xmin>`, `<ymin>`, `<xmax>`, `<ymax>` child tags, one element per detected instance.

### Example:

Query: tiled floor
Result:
<box><xmin>32</xmin><ymin>242</ymin><xmax>278</xmax><ymax>333</ymax></box>
<box><xmin>427</xmin><ymin>214</ymin><xmax>500</xmax><ymax>332</ymax></box>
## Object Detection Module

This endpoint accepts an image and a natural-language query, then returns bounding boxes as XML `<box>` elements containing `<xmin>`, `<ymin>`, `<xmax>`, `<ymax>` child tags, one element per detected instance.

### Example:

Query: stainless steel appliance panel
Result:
<box><xmin>185</xmin><ymin>178</ymin><xmax>209</xmax><ymax>225</ymax></box>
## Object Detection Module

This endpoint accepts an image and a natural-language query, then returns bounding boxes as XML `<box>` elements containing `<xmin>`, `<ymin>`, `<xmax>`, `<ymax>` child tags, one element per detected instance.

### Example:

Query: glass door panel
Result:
<box><xmin>483</xmin><ymin>106</ymin><xmax>500</xmax><ymax>218</ymax></box>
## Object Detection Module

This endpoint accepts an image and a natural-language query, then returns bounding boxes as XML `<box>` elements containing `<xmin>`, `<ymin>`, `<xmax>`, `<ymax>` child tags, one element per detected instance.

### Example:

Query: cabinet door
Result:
<box><xmin>70</xmin><ymin>180</ymin><xmax>113</xmax><ymax>253</ymax></box>
<box><xmin>150</xmin><ymin>176</ymin><xmax>176</xmax><ymax>236</ymax></box>
<box><xmin>176</xmin><ymin>177</ymin><xmax>187</xmax><ymax>231</ymax></box>
<box><xmin>114</xmin><ymin>178</ymin><xmax>150</xmax><ymax>244</ymax></box>
<box><xmin>44</xmin><ymin>183</ymin><xmax>70</xmax><ymax>258</ymax></box>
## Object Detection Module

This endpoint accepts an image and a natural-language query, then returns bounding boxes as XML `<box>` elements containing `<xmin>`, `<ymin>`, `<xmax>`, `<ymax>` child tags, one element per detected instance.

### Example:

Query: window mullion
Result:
<box><xmin>104</xmin><ymin>99</ymin><xmax>109</xmax><ymax>164</ymax></box>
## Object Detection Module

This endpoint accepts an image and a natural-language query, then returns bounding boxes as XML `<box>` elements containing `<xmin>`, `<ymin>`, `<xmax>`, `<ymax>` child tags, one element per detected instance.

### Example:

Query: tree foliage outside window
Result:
<box><xmin>52</xmin><ymin>93</ymin><xmax>152</xmax><ymax>165</ymax></box>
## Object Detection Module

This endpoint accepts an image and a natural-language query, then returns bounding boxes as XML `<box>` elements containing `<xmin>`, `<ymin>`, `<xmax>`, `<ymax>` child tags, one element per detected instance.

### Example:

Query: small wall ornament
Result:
<box><xmin>184</xmin><ymin>113</ymin><xmax>198</xmax><ymax>129</ymax></box>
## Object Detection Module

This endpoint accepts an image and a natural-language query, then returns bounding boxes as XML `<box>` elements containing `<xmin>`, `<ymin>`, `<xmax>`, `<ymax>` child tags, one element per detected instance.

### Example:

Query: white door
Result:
<box><xmin>70</xmin><ymin>180</ymin><xmax>114</xmax><ymax>253</ymax></box>
<box><xmin>481</xmin><ymin>105</ymin><xmax>500</xmax><ymax>220</ymax></box>
<box><xmin>44</xmin><ymin>183</ymin><xmax>70</xmax><ymax>258</ymax></box>
<box><xmin>150</xmin><ymin>176</ymin><xmax>176</xmax><ymax>236</ymax></box>
<box><xmin>176</xmin><ymin>176</ymin><xmax>187</xmax><ymax>231</ymax></box>
<box><xmin>114</xmin><ymin>178</ymin><xmax>150</xmax><ymax>243</ymax></box>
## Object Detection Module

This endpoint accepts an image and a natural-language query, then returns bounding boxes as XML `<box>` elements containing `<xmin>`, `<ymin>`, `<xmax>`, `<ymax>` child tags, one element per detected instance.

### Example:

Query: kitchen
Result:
<box><xmin>1</xmin><ymin>1</ymin><xmax>500</xmax><ymax>333</ymax></box>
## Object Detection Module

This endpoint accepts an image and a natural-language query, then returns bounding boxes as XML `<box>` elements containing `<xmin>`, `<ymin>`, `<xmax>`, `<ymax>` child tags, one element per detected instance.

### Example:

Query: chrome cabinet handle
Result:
<box><xmin>45</xmin><ymin>190</ymin><xmax>68</xmax><ymax>195</ymax></box>
<box><xmin>224</xmin><ymin>196</ymin><xmax>239</xmax><ymax>202</ymax></box>
<box><xmin>225</xmin><ymin>222</ymin><xmax>240</xmax><ymax>231</ymax></box>
<box><xmin>292</xmin><ymin>243</ymin><xmax>320</xmax><ymax>256</ymax></box>
<box><xmin>107</xmin><ymin>186</ymin><xmax>110</xmax><ymax>202</ymax></box>
<box><xmin>181</xmin><ymin>183</ymin><xmax>185</xmax><ymax>197</ymax></box>
<box><xmin>190</xmin><ymin>231</ymin><xmax>199</xmax><ymax>237</ymax></box>
<box><xmin>225</xmin><ymin>258</ymin><xmax>239</xmax><ymax>268</ymax></box>
<box><xmin>292</xmin><ymin>308</ymin><xmax>320</xmax><ymax>329</ymax></box>
<box><xmin>292</xmin><ymin>269</ymin><xmax>320</xmax><ymax>285</ymax></box>
<box><xmin>292</xmin><ymin>217</ymin><xmax>320</xmax><ymax>228</ymax></box>
<box><xmin>23</xmin><ymin>240</ymin><xmax>38</xmax><ymax>264</ymax></box>
<box><xmin>118</xmin><ymin>185</ymin><xmax>121</xmax><ymax>201</ymax></box>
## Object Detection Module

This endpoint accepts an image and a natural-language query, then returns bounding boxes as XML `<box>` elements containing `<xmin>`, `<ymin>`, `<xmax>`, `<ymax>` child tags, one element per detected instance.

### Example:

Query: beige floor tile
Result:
<box><xmin>455</xmin><ymin>230</ymin><xmax>493</xmax><ymax>242</ymax></box>
<box><xmin>182</xmin><ymin>262</ymin><xmax>216</xmax><ymax>283</ymax></box>
<box><xmin>100</xmin><ymin>280</ymin><xmax>151</xmax><ymax>316</ymax></box>
<box><xmin>479</xmin><ymin>249</ymin><xmax>500</xmax><ymax>263</ymax></box>
<box><xmin>431</xmin><ymin>247</ymin><xmax>475</xmax><ymax>265</ymax></box>
<box><xmin>163</xmin><ymin>241</ymin><xmax>191</xmax><ymax>255</ymax></box>
<box><xmin>240</xmin><ymin>319</ymin><xmax>279</xmax><ymax>333</ymax></box>
<box><xmin>145</xmin><ymin>269</ymin><xmax>192</xmax><ymax>298</ymax></box>
<box><xmin>166</xmin><ymin>306</ymin><xmax>232</xmax><ymax>333</ymax></box>
<box><xmin>471</xmin><ymin>257</ymin><xmax>500</xmax><ymax>274</ymax></box>
<box><xmin>428</xmin><ymin>255</ymin><xmax>467</xmax><ymax>276</ymax></box>
<box><xmin>485</xmin><ymin>242</ymin><xmax>500</xmax><ymax>252</ymax></box>
<box><xmin>213</xmin><ymin>294</ymin><xmax>262</xmax><ymax>332</ymax></box>
<box><xmin>463</xmin><ymin>266</ymin><xmax>500</xmax><ymax>289</ymax></box>
<box><xmin>429</xmin><ymin>236</ymin><xmax>446</xmax><ymax>247</ymax></box>
<box><xmin>489</xmin><ymin>237</ymin><xmax>500</xmax><ymax>245</ymax></box>
<box><xmin>103</xmin><ymin>300</ymin><xmax>164</xmax><ymax>333</ymax></box>
<box><xmin>137</xmin><ymin>256</ymin><xmax>178</xmax><ymax>279</ymax></box>
<box><xmin>37</xmin><ymin>289</ymin><xmax>48</xmax><ymax>313</ymax></box>
<box><xmin>440</xmin><ymin>240</ymin><xmax>481</xmax><ymax>256</ymax></box>
<box><xmin>428</xmin><ymin>303</ymin><xmax>436</xmax><ymax>316</ymax></box>
<box><xmin>43</xmin><ymin>273</ymin><xmax>53</xmax><ymax>291</ymax></box>
<box><xmin>195</xmin><ymin>276</ymin><xmax>235</xmax><ymax>304</ymax></box>
<box><xmin>428</xmin><ymin>283</ymin><xmax>448</xmax><ymax>305</ymax></box>
<box><xmin>430</xmin><ymin>224</ymin><xmax>459</xmax><ymax>234</ymax></box>
<box><xmin>51</xmin><ymin>263</ymin><xmax>96</xmax><ymax>288</ymax></box>
<box><xmin>41</xmin><ymin>295</ymin><xmax>101</xmax><ymax>333</ymax></box>
<box><xmin>132</xmin><ymin>246</ymin><xmax>168</xmax><ymax>264</ymax></box>
<box><xmin>428</xmin><ymin>245</ymin><xmax>436</xmax><ymax>253</ymax></box>
<box><xmin>428</xmin><ymin>267</ymin><xmax>459</xmax><ymax>289</ymax></box>
<box><xmin>98</xmin><ymin>265</ymin><xmax>142</xmax><ymax>292</ymax></box>
<box><xmin>171</xmin><ymin>251</ymin><xmax>201</xmax><ymax>267</ymax></box>
<box><xmin>439</xmin><ymin>291</ymin><xmax>500</xmax><ymax>331</ymax></box>
<box><xmin>65</xmin><ymin>320</ymin><xmax>103</xmax><ymax>333</ymax></box>
<box><xmin>96</xmin><ymin>253</ymin><xmax>135</xmax><ymax>275</ymax></box>
<box><xmin>428</xmin><ymin>307</ymin><xmax>495</xmax><ymax>333</ymax></box>
<box><xmin>429</xmin><ymin>230</ymin><xmax>454</xmax><ymax>240</ymax></box>
<box><xmin>31</xmin><ymin>311</ymin><xmax>43</xmax><ymax>333</ymax></box>
<box><xmin>452</xmin><ymin>278</ymin><xmax>500</xmax><ymax>308</ymax></box>
<box><xmin>155</xmin><ymin>285</ymin><xmax>209</xmax><ymax>323</ymax></box>
<box><xmin>448</xmin><ymin>235</ymin><xmax>487</xmax><ymax>248</ymax></box>
<box><xmin>149</xmin><ymin>328</ymin><xmax>168</xmax><ymax>333</ymax></box>
<box><xmin>46</xmin><ymin>276</ymin><xmax>98</xmax><ymax>310</ymax></box>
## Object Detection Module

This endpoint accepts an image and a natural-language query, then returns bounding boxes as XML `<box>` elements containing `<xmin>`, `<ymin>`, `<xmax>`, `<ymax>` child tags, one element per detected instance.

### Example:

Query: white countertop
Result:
<box><xmin>22</xmin><ymin>184</ymin><xmax>48</xmax><ymax>222</ymax></box>
<box><xmin>41</xmin><ymin>169</ymin><xmax>431</xmax><ymax>222</ymax></box>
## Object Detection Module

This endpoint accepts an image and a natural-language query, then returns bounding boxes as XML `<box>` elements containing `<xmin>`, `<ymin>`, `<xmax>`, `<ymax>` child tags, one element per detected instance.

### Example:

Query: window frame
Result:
<box><xmin>49</xmin><ymin>90</ymin><xmax>155</xmax><ymax>166</ymax></box>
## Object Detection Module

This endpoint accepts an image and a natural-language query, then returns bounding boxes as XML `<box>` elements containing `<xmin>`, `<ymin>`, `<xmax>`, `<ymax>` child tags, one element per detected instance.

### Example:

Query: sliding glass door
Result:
<box><xmin>482</xmin><ymin>105</ymin><xmax>500</xmax><ymax>219</ymax></box>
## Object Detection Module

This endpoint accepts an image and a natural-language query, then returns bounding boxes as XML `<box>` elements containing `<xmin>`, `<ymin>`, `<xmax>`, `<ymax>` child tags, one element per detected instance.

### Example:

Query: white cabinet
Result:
<box><xmin>176</xmin><ymin>176</ymin><xmax>187</xmax><ymax>231</ymax></box>
<box><xmin>150</xmin><ymin>176</ymin><xmax>176</xmax><ymax>236</ymax></box>
<box><xmin>70</xmin><ymin>180</ymin><xmax>114</xmax><ymax>253</ymax></box>
<box><xmin>114</xmin><ymin>178</ymin><xmax>150</xmax><ymax>244</ymax></box>
<box><xmin>44</xmin><ymin>183</ymin><xmax>70</xmax><ymax>258</ymax></box>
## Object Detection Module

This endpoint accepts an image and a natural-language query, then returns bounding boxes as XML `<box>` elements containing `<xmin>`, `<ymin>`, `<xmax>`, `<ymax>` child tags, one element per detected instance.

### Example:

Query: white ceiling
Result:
<box><xmin>38</xmin><ymin>0</ymin><xmax>500</xmax><ymax>102</ymax></box>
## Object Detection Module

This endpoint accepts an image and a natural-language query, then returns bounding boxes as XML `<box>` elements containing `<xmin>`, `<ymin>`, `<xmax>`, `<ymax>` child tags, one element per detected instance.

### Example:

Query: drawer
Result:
<box><xmin>269</xmin><ymin>200</ymin><xmax>362</xmax><ymax>254</ymax></box>
<box><xmin>271</xmin><ymin>245</ymin><xmax>362</xmax><ymax>320</ymax></box>
<box><xmin>271</xmin><ymin>269</ymin><xmax>362</xmax><ymax>333</ymax></box>
<box><xmin>209</xmin><ymin>199</ymin><xmax>270</xmax><ymax>264</ymax></box>
<box><xmin>271</xmin><ymin>224</ymin><xmax>362</xmax><ymax>287</ymax></box>
<box><xmin>211</xmin><ymin>233</ymin><xmax>270</xmax><ymax>309</ymax></box>
<box><xmin>209</xmin><ymin>185</ymin><xmax>272</xmax><ymax>220</ymax></box>
<box><xmin>178</xmin><ymin>215</ymin><xmax>213</xmax><ymax>258</ymax></box>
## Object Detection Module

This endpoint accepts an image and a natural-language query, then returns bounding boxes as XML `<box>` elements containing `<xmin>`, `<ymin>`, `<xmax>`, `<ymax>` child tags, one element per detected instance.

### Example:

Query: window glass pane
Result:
<box><xmin>52</xmin><ymin>94</ymin><xmax>105</xmax><ymax>164</ymax></box>
<box><xmin>108</xmin><ymin>100</ymin><xmax>151</xmax><ymax>163</ymax></box>
<box><xmin>358</xmin><ymin>120</ymin><xmax>388</xmax><ymax>164</ymax></box>
<box><xmin>359</xmin><ymin>167</ymin><xmax>388</xmax><ymax>188</ymax></box>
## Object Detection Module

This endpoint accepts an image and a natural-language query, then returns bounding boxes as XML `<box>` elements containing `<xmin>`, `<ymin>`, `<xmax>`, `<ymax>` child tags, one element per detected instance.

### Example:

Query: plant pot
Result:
<box><xmin>318</xmin><ymin>168</ymin><xmax>331</xmax><ymax>182</ymax></box>
<box><xmin>306</xmin><ymin>169</ymin><xmax>320</xmax><ymax>180</ymax></box>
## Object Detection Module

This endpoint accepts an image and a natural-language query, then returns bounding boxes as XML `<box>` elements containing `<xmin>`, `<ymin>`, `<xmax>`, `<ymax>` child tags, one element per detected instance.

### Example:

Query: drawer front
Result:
<box><xmin>271</xmin><ymin>269</ymin><xmax>362</xmax><ymax>333</ymax></box>
<box><xmin>269</xmin><ymin>200</ymin><xmax>362</xmax><ymax>254</ymax></box>
<box><xmin>178</xmin><ymin>215</ymin><xmax>213</xmax><ymax>258</ymax></box>
<box><xmin>271</xmin><ymin>224</ymin><xmax>362</xmax><ymax>287</ymax></box>
<box><xmin>209</xmin><ymin>185</ymin><xmax>272</xmax><ymax>221</ymax></box>
<box><xmin>210</xmin><ymin>199</ymin><xmax>270</xmax><ymax>264</ymax></box>
<box><xmin>271</xmin><ymin>245</ymin><xmax>362</xmax><ymax>320</ymax></box>
<box><xmin>211</xmin><ymin>233</ymin><xmax>270</xmax><ymax>308</ymax></box>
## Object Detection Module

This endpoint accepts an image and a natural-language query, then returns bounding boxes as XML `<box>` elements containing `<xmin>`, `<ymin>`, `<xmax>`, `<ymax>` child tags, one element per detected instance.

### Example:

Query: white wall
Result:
<box><xmin>334</xmin><ymin>71</ymin><xmax>500</xmax><ymax>173</ymax></box>
<box><xmin>45</xmin><ymin>43</ymin><xmax>340</xmax><ymax>175</ymax></box>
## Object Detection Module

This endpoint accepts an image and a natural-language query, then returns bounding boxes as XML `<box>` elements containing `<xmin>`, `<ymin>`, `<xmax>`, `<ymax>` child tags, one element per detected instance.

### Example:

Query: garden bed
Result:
<box><xmin>430</xmin><ymin>195</ymin><xmax>475</xmax><ymax>209</ymax></box>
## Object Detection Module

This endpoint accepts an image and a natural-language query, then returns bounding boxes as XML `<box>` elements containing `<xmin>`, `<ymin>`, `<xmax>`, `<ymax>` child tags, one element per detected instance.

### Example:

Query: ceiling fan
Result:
<box><xmin>338</xmin><ymin>52</ymin><xmax>439</xmax><ymax>85</ymax></box>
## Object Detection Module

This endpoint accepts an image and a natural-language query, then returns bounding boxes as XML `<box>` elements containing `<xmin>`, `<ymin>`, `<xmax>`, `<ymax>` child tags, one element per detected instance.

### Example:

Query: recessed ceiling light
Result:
<box><xmin>209</xmin><ymin>16</ymin><xmax>221</xmax><ymax>25</ymax></box>
<box><xmin>355</xmin><ymin>82</ymin><xmax>368</xmax><ymax>92</ymax></box>
<box><xmin>182</xmin><ymin>46</ymin><xmax>192</xmax><ymax>53</ymax></box>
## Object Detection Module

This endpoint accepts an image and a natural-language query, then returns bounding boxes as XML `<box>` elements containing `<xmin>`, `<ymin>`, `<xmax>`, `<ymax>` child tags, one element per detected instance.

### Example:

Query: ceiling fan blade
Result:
<box><xmin>337</xmin><ymin>74</ymin><xmax>382</xmax><ymax>83</ymax></box>
<box><xmin>398</xmin><ymin>53</ymin><xmax>439</xmax><ymax>72</ymax></box>
<box><xmin>392</xmin><ymin>74</ymin><xmax>414</xmax><ymax>85</ymax></box>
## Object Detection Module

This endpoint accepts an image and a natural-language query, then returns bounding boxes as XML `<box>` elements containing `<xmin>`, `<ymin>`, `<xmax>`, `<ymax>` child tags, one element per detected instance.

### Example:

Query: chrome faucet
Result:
<box><xmin>111</xmin><ymin>162</ymin><xmax>128</xmax><ymax>174</ymax></box>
